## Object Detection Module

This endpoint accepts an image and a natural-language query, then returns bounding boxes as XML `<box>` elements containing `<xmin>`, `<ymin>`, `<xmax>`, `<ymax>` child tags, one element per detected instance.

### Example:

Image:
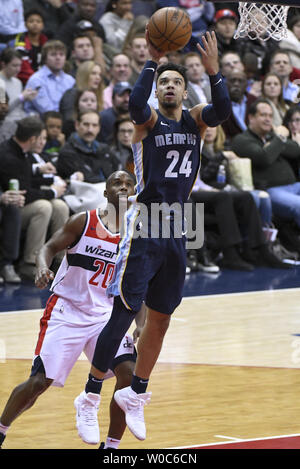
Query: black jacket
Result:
<box><xmin>56</xmin><ymin>133</ymin><xmax>119</xmax><ymax>183</ymax></box>
<box><xmin>0</xmin><ymin>138</ymin><xmax>55</xmax><ymax>204</ymax></box>
<box><xmin>231</xmin><ymin>128</ymin><xmax>300</xmax><ymax>189</ymax></box>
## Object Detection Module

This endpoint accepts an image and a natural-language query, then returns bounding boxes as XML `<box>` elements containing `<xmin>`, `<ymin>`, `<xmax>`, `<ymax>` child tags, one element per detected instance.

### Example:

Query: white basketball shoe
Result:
<box><xmin>74</xmin><ymin>391</ymin><xmax>100</xmax><ymax>444</ymax></box>
<box><xmin>114</xmin><ymin>386</ymin><xmax>152</xmax><ymax>440</ymax></box>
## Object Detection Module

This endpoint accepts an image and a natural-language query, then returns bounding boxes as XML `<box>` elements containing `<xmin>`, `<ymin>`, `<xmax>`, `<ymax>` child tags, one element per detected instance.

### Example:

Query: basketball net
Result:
<box><xmin>234</xmin><ymin>2</ymin><xmax>290</xmax><ymax>41</ymax></box>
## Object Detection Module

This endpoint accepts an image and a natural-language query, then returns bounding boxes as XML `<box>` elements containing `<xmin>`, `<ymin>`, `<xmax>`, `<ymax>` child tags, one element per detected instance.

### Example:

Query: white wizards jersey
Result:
<box><xmin>51</xmin><ymin>209</ymin><xmax>120</xmax><ymax>321</ymax></box>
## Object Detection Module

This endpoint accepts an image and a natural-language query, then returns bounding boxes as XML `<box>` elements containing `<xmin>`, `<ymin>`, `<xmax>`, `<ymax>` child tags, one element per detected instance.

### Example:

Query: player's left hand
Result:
<box><xmin>196</xmin><ymin>31</ymin><xmax>219</xmax><ymax>76</ymax></box>
<box><xmin>35</xmin><ymin>268</ymin><xmax>55</xmax><ymax>289</ymax></box>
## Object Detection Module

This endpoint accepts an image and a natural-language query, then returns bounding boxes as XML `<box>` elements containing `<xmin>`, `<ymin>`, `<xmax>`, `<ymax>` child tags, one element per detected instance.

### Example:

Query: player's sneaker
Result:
<box><xmin>0</xmin><ymin>432</ymin><xmax>5</xmax><ymax>448</ymax></box>
<box><xmin>74</xmin><ymin>391</ymin><xmax>100</xmax><ymax>445</ymax></box>
<box><xmin>114</xmin><ymin>386</ymin><xmax>151</xmax><ymax>441</ymax></box>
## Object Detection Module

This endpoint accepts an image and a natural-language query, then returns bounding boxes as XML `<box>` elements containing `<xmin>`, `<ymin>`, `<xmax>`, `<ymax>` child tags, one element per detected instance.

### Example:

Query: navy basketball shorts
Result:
<box><xmin>106</xmin><ymin>206</ymin><xmax>187</xmax><ymax>315</ymax></box>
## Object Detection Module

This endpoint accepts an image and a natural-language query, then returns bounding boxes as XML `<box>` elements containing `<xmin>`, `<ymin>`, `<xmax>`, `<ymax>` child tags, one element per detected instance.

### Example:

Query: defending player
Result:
<box><xmin>76</xmin><ymin>29</ymin><xmax>231</xmax><ymax>442</ymax></box>
<box><xmin>0</xmin><ymin>170</ymin><xmax>145</xmax><ymax>449</ymax></box>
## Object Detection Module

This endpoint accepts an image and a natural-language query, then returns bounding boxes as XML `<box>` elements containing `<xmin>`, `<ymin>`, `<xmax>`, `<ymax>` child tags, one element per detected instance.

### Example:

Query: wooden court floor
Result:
<box><xmin>1</xmin><ymin>288</ymin><xmax>300</xmax><ymax>449</ymax></box>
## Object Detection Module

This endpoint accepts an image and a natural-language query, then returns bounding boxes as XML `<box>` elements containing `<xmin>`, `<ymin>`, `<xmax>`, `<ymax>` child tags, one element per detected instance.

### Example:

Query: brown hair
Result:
<box><xmin>41</xmin><ymin>40</ymin><xmax>67</xmax><ymax>64</ymax></box>
<box><xmin>261</xmin><ymin>72</ymin><xmax>288</xmax><ymax>113</ymax></box>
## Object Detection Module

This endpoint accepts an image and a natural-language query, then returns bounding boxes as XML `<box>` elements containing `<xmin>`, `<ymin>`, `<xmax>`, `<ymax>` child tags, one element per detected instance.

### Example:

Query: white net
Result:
<box><xmin>234</xmin><ymin>2</ymin><xmax>290</xmax><ymax>41</ymax></box>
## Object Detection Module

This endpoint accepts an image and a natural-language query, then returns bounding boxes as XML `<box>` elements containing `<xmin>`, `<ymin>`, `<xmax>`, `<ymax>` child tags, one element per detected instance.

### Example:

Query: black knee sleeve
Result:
<box><xmin>92</xmin><ymin>296</ymin><xmax>137</xmax><ymax>373</ymax></box>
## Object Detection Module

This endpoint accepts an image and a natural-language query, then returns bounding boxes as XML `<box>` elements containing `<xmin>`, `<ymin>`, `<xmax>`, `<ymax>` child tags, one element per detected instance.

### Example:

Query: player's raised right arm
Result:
<box><xmin>193</xmin><ymin>31</ymin><xmax>231</xmax><ymax>127</ymax></box>
<box><xmin>35</xmin><ymin>212</ymin><xmax>86</xmax><ymax>289</ymax></box>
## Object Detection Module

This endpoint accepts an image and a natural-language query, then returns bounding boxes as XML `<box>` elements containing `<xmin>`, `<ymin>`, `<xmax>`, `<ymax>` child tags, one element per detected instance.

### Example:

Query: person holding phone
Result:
<box><xmin>0</xmin><ymin>48</ymin><xmax>38</xmax><ymax>121</ymax></box>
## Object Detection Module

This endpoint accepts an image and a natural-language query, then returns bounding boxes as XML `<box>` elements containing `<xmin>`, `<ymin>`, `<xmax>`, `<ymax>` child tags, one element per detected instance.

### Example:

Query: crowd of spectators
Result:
<box><xmin>0</xmin><ymin>0</ymin><xmax>300</xmax><ymax>284</ymax></box>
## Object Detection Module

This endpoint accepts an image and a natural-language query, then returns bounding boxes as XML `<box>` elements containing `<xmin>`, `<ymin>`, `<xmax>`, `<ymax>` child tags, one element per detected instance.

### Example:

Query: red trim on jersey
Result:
<box><xmin>35</xmin><ymin>294</ymin><xmax>58</xmax><ymax>355</ymax></box>
<box><xmin>85</xmin><ymin>209</ymin><xmax>120</xmax><ymax>245</ymax></box>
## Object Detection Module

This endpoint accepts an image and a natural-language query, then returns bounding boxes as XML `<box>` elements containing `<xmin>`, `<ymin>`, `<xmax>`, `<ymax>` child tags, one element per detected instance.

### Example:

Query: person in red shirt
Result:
<box><xmin>9</xmin><ymin>8</ymin><xmax>48</xmax><ymax>85</ymax></box>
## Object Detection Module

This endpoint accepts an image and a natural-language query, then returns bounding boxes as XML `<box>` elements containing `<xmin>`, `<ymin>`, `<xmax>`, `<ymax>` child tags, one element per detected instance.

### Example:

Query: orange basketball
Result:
<box><xmin>147</xmin><ymin>7</ymin><xmax>192</xmax><ymax>53</ymax></box>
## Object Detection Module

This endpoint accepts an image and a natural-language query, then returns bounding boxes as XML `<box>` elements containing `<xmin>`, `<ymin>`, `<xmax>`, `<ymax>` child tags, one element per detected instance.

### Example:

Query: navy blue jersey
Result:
<box><xmin>132</xmin><ymin>109</ymin><xmax>202</xmax><ymax>206</ymax></box>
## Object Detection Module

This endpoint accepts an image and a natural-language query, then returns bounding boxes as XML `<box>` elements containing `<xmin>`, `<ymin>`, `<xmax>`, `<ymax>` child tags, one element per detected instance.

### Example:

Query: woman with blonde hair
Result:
<box><xmin>59</xmin><ymin>61</ymin><xmax>104</xmax><ymax>122</ymax></box>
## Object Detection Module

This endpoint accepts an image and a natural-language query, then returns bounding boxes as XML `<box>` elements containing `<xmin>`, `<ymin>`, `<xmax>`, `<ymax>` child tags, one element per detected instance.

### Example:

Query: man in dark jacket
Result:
<box><xmin>231</xmin><ymin>99</ymin><xmax>300</xmax><ymax>242</ymax></box>
<box><xmin>0</xmin><ymin>116</ymin><xmax>69</xmax><ymax>280</ymax></box>
<box><xmin>57</xmin><ymin>110</ymin><xmax>119</xmax><ymax>182</ymax></box>
<box><xmin>55</xmin><ymin>0</ymin><xmax>105</xmax><ymax>52</ymax></box>
<box><xmin>221</xmin><ymin>69</ymin><xmax>253</xmax><ymax>143</ymax></box>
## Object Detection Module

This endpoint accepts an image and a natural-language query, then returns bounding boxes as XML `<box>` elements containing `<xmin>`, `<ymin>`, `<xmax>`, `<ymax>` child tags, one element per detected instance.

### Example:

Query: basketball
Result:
<box><xmin>147</xmin><ymin>7</ymin><xmax>192</xmax><ymax>53</ymax></box>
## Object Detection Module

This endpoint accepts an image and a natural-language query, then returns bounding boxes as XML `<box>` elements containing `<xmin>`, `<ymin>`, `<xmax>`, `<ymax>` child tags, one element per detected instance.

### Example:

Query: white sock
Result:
<box><xmin>104</xmin><ymin>437</ymin><xmax>121</xmax><ymax>449</ymax></box>
<box><xmin>0</xmin><ymin>421</ymin><xmax>9</xmax><ymax>435</ymax></box>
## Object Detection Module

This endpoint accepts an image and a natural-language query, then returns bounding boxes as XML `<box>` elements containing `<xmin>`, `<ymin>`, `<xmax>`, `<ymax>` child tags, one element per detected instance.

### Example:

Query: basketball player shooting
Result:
<box><xmin>0</xmin><ymin>171</ymin><xmax>146</xmax><ymax>450</ymax></box>
<box><xmin>77</xmin><ymin>29</ymin><xmax>231</xmax><ymax>444</ymax></box>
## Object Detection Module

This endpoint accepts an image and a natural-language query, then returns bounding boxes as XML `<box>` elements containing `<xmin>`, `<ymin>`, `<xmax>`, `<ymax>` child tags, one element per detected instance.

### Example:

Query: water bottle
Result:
<box><xmin>217</xmin><ymin>164</ymin><xmax>226</xmax><ymax>184</ymax></box>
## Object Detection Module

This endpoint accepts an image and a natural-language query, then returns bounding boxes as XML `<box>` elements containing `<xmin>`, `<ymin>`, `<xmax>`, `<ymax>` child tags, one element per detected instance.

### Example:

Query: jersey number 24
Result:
<box><xmin>165</xmin><ymin>150</ymin><xmax>192</xmax><ymax>178</ymax></box>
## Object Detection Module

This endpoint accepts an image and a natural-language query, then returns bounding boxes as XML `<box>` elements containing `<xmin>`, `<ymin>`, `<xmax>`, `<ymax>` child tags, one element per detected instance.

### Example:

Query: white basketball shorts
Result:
<box><xmin>32</xmin><ymin>294</ymin><xmax>136</xmax><ymax>387</ymax></box>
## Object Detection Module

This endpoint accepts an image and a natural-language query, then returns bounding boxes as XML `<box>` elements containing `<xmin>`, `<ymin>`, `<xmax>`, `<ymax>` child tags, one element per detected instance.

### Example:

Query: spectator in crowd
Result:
<box><xmin>98</xmin><ymin>81</ymin><xmax>132</xmax><ymax>144</ymax></box>
<box><xmin>239</xmin><ymin>28</ymin><xmax>279</xmax><ymax>77</ymax></box>
<box><xmin>43</xmin><ymin>111</ymin><xmax>66</xmax><ymax>161</ymax></box>
<box><xmin>0</xmin><ymin>184</ymin><xmax>25</xmax><ymax>284</ymax></box>
<box><xmin>111</xmin><ymin>115</ymin><xmax>135</xmax><ymax>172</ymax></box>
<box><xmin>99</xmin><ymin>0</ymin><xmax>134</xmax><ymax>52</ymax></box>
<box><xmin>0</xmin><ymin>48</ymin><xmax>39</xmax><ymax>122</ymax></box>
<box><xmin>66</xmin><ymin>33</ymin><xmax>95</xmax><ymax>77</ymax></box>
<box><xmin>30</xmin><ymin>126</ymin><xmax>67</xmax><ymax>198</ymax></box>
<box><xmin>55</xmin><ymin>0</ymin><xmax>106</xmax><ymax>51</ymax></box>
<box><xmin>62</xmin><ymin>88</ymin><xmax>99</xmax><ymax>139</ymax></box>
<box><xmin>56</xmin><ymin>110</ymin><xmax>119</xmax><ymax>183</ymax></box>
<box><xmin>220</xmin><ymin>50</ymin><xmax>262</xmax><ymax>99</ymax></box>
<box><xmin>0</xmin><ymin>88</ymin><xmax>18</xmax><ymax>143</ymax></box>
<box><xmin>190</xmin><ymin>124</ymin><xmax>288</xmax><ymax>271</ymax></box>
<box><xmin>23</xmin><ymin>0</ymin><xmax>73</xmax><ymax>39</ymax></box>
<box><xmin>204</xmin><ymin>125</ymin><xmax>273</xmax><ymax>228</ymax></box>
<box><xmin>219</xmin><ymin>50</ymin><xmax>244</xmax><ymax>78</ymax></box>
<box><xmin>127</xmin><ymin>33</ymin><xmax>149</xmax><ymax>85</ymax></box>
<box><xmin>0</xmin><ymin>116</ymin><xmax>69</xmax><ymax>280</ymax></box>
<box><xmin>64</xmin><ymin>28</ymin><xmax>106</xmax><ymax>80</ymax></box>
<box><xmin>181</xmin><ymin>52</ymin><xmax>211</xmax><ymax>108</ymax></box>
<box><xmin>221</xmin><ymin>68</ymin><xmax>250</xmax><ymax>142</ymax></box>
<box><xmin>103</xmin><ymin>53</ymin><xmax>132</xmax><ymax>109</ymax></box>
<box><xmin>279</xmin><ymin>15</ymin><xmax>300</xmax><ymax>70</ymax></box>
<box><xmin>269</xmin><ymin>49</ymin><xmax>299</xmax><ymax>103</ymax></box>
<box><xmin>212</xmin><ymin>8</ymin><xmax>243</xmax><ymax>58</ymax></box>
<box><xmin>24</xmin><ymin>40</ymin><xmax>76</xmax><ymax>115</ymax></box>
<box><xmin>8</xmin><ymin>8</ymin><xmax>48</xmax><ymax>85</ymax></box>
<box><xmin>60</xmin><ymin>60</ymin><xmax>104</xmax><ymax>122</ymax></box>
<box><xmin>282</xmin><ymin>104</ymin><xmax>300</xmax><ymax>199</ymax></box>
<box><xmin>0</xmin><ymin>0</ymin><xmax>26</xmax><ymax>46</ymax></box>
<box><xmin>231</xmin><ymin>99</ymin><xmax>300</xmax><ymax>250</ymax></box>
<box><xmin>260</xmin><ymin>72</ymin><xmax>291</xmax><ymax>126</ymax></box>
<box><xmin>283</xmin><ymin>105</ymin><xmax>300</xmax><ymax>150</ymax></box>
